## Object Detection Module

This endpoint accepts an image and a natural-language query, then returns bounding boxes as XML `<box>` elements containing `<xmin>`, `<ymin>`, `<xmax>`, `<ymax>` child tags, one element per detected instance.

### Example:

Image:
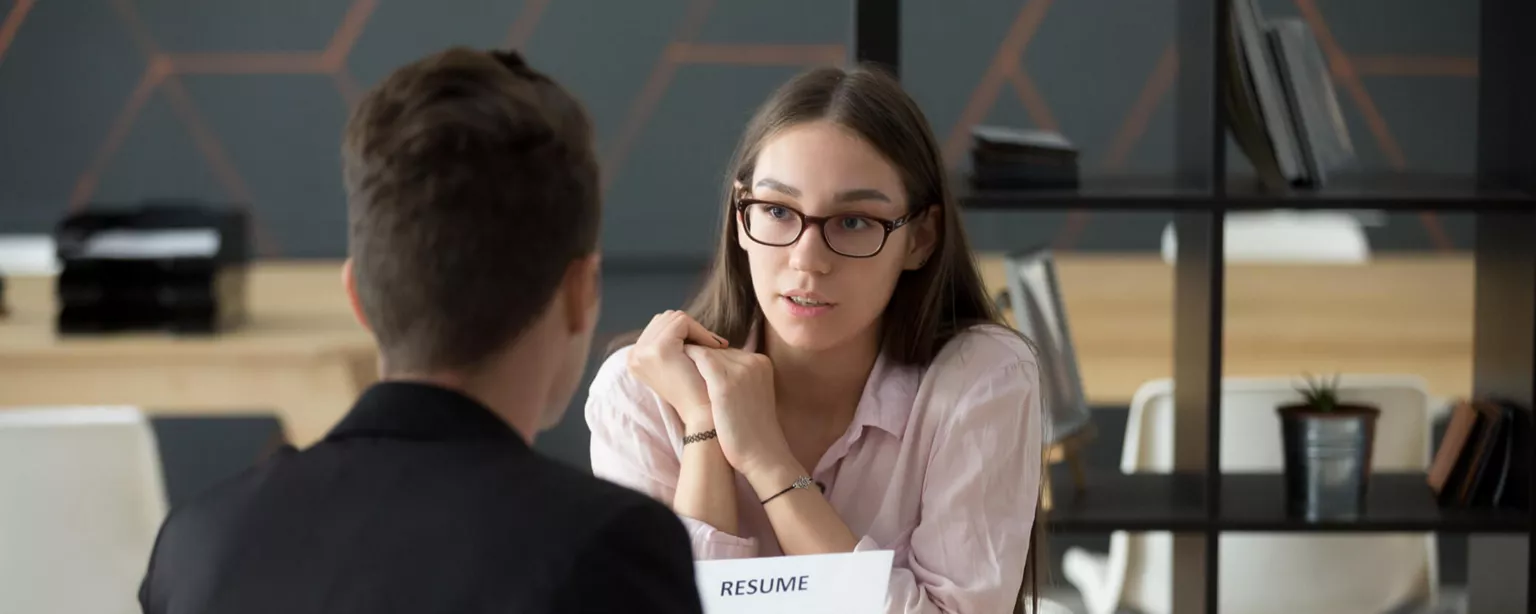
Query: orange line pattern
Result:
<box><xmin>332</xmin><ymin>70</ymin><xmax>365</xmax><ymax>107</ymax></box>
<box><xmin>1350</xmin><ymin>54</ymin><xmax>1477</xmax><ymax>78</ymax></box>
<box><xmin>942</xmin><ymin>0</ymin><xmax>1056</xmax><ymax>165</ymax></box>
<box><xmin>71</xmin><ymin>0</ymin><xmax>386</xmax><ymax>257</ymax></box>
<box><xmin>0</xmin><ymin>0</ymin><xmax>35</xmax><ymax>67</ymax></box>
<box><xmin>997</xmin><ymin>1</ymin><xmax>1472</xmax><ymax>250</ymax></box>
<box><xmin>1004</xmin><ymin>69</ymin><xmax>1057</xmax><ymax>132</ymax></box>
<box><xmin>668</xmin><ymin>43</ymin><xmax>845</xmax><ymax>66</ymax></box>
<box><xmin>601</xmin><ymin>0</ymin><xmax>847</xmax><ymax>191</ymax></box>
<box><xmin>1294</xmin><ymin>0</ymin><xmax>1406</xmax><ymax>170</ymax></box>
<box><xmin>505</xmin><ymin>0</ymin><xmax>550</xmax><ymax>49</ymax></box>
<box><xmin>1292</xmin><ymin>0</ymin><xmax>1456</xmax><ymax>251</ymax></box>
<box><xmin>30</xmin><ymin>1</ymin><xmax>1479</xmax><ymax>255</ymax></box>
<box><xmin>70</xmin><ymin>64</ymin><xmax>167</xmax><ymax>209</ymax></box>
<box><xmin>1104</xmin><ymin>44</ymin><xmax>1178</xmax><ymax>171</ymax></box>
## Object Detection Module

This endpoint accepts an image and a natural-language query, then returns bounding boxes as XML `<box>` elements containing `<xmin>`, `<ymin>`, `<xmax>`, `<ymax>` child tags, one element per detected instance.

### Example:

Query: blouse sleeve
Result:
<box><xmin>869</xmin><ymin>356</ymin><xmax>1044</xmax><ymax>614</ymax></box>
<box><xmin>584</xmin><ymin>347</ymin><xmax>759</xmax><ymax>560</ymax></box>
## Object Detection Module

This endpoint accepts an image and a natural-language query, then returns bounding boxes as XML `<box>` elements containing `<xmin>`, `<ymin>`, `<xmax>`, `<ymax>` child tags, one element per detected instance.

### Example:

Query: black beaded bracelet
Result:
<box><xmin>761</xmin><ymin>475</ymin><xmax>817</xmax><ymax>505</ymax></box>
<box><xmin>682</xmin><ymin>429</ymin><xmax>718</xmax><ymax>445</ymax></box>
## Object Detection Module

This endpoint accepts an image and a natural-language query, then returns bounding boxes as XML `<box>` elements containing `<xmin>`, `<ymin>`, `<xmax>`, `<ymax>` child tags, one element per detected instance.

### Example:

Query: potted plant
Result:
<box><xmin>1276</xmin><ymin>373</ymin><xmax>1381</xmax><ymax>520</ymax></box>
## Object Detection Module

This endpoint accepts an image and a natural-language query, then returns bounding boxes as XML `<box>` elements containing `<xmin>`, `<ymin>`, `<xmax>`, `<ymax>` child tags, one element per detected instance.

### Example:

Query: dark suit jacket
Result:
<box><xmin>139</xmin><ymin>381</ymin><xmax>704</xmax><ymax>614</ymax></box>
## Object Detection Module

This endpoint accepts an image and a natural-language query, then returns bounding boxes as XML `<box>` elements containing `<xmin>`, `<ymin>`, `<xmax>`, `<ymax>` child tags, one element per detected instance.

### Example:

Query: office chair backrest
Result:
<box><xmin>0</xmin><ymin>406</ymin><xmax>169</xmax><ymax>614</ymax></box>
<box><xmin>1123</xmin><ymin>376</ymin><xmax>1436</xmax><ymax>614</ymax></box>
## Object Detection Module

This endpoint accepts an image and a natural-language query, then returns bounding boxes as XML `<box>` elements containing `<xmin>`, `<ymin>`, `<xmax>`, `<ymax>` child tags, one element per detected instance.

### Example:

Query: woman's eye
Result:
<box><xmin>838</xmin><ymin>216</ymin><xmax>871</xmax><ymax>231</ymax></box>
<box><xmin>766</xmin><ymin>206</ymin><xmax>791</xmax><ymax>219</ymax></box>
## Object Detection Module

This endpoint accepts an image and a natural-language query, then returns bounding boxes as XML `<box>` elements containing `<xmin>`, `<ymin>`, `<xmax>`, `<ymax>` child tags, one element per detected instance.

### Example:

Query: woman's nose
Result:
<box><xmin>788</xmin><ymin>223</ymin><xmax>834</xmax><ymax>274</ymax></box>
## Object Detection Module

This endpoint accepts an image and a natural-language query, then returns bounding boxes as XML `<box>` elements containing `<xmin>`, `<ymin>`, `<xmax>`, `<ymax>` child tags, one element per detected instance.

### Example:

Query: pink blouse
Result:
<box><xmin>585</xmin><ymin>324</ymin><xmax>1043</xmax><ymax>613</ymax></box>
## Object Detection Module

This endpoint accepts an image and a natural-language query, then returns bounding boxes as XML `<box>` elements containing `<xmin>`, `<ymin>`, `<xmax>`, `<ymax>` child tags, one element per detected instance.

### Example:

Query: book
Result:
<box><xmin>1266</xmin><ymin>18</ymin><xmax>1356</xmax><ymax>186</ymax></box>
<box><xmin>968</xmin><ymin>125</ymin><xmax>1080</xmax><ymax>190</ymax></box>
<box><xmin>1427</xmin><ymin>400</ymin><xmax>1480</xmax><ymax>495</ymax></box>
<box><xmin>1431</xmin><ymin>398</ymin><xmax>1533</xmax><ymax>510</ymax></box>
<box><xmin>1231</xmin><ymin>0</ymin><xmax>1306</xmax><ymax>186</ymax></box>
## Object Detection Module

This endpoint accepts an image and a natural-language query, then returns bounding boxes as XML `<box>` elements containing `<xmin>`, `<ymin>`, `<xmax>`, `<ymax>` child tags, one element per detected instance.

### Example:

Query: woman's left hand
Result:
<box><xmin>683</xmin><ymin>346</ymin><xmax>795</xmax><ymax>480</ymax></box>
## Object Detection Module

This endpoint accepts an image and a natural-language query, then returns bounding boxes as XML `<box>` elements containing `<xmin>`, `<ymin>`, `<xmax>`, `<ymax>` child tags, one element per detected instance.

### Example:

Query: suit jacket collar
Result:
<box><xmin>326</xmin><ymin>381</ymin><xmax>528</xmax><ymax>448</ymax></box>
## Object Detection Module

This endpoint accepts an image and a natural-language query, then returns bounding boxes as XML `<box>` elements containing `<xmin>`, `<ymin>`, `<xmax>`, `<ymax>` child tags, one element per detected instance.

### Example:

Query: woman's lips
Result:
<box><xmin>781</xmin><ymin>294</ymin><xmax>835</xmax><ymax>317</ymax></box>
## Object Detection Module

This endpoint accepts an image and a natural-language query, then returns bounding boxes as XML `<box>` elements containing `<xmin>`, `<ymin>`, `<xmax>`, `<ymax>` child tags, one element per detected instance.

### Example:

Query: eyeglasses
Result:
<box><xmin>734</xmin><ymin>198</ymin><xmax>921</xmax><ymax>258</ymax></box>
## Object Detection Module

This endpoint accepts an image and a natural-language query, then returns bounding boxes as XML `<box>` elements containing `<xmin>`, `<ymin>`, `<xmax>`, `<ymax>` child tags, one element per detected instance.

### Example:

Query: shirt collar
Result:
<box><xmin>853</xmin><ymin>351</ymin><xmax>920</xmax><ymax>439</ymax></box>
<box><xmin>325</xmin><ymin>381</ymin><xmax>528</xmax><ymax>448</ymax></box>
<box><xmin>743</xmin><ymin>318</ymin><xmax>918</xmax><ymax>440</ymax></box>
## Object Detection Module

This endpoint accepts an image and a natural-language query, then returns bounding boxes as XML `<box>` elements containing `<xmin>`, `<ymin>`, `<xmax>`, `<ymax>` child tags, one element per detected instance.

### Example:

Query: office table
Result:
<box><xmin>977</xmin><ymin>253</ymin><xmax>1474</xmax><ymax>405</ymax></box>
<box><xmin>0</xmin><ymin>254</ymin><xmax>1476</xmax><ymax>447</ymax></box>
<box><xmin>0</xmin><ymin>263</ymin><xmax>374</xmax><ymax>447</ymax></box>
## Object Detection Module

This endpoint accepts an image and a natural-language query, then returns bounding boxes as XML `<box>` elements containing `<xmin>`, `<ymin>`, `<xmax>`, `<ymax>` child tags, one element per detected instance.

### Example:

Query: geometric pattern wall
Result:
<box><xmin>0</xmin><ymin>0</ymin><xmax>1481</xmax><ymax>258</ymax></box>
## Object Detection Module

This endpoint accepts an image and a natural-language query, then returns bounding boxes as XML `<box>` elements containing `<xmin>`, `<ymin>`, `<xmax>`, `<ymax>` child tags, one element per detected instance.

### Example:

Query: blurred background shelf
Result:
<box><xmin>1049</xmin><ymin>472</ymin><xmax>1531</xmax><ymax>534</ymax></box>
<box><xmin>961</xmin><ymin>173</ymin><xmax>1536</xmax><ymax>212</ymax></box>
<box><xmin>962</xmin><ymin>177</ymin><xmax>1214</xmax><ymax>210</ymax></box>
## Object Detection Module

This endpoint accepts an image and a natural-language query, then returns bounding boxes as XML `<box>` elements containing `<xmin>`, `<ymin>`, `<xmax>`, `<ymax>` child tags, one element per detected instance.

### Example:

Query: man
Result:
<box><xmin>137</xmin><ymin>48</ymin><xmax>704</xmax><ymax>614</ymax></box>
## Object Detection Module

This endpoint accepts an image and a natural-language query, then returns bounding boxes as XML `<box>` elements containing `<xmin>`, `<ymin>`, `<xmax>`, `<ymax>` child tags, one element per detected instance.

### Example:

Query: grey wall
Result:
<box><xmin>0</xmin><ymin>0</ymin><xmax>1486</xmax><ymax>586</ymax></box>
<box><xmin>0</xmin><ymin>0</ymin><xmax>1482</xmax><ymax>255</ymax></box>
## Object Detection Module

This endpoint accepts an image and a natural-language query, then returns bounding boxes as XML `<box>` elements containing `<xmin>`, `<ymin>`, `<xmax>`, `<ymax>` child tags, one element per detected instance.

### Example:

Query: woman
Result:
<box><xmin>585</xmin><ymin>64</ymin><xmax>1044</xmax><ymax>613</ymax></box>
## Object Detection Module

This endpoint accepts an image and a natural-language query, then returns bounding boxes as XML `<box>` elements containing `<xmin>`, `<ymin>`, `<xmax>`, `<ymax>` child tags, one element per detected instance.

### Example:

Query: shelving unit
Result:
<box><xmin>853</xmin><ymin>1</ymin><xmax>1536</xmax><ymax>612</ymax></box>
<box><xmin>963</xmin><ymin>174</ymin><xmax>1536</xmax><ymax>211</ymax></box>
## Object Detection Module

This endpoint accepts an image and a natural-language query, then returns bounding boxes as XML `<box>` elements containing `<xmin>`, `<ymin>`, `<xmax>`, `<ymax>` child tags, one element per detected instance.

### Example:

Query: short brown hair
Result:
<box><xmin>342</xmin><ymin>48</ymin><xmax>599</xmax><ymax>373</ymax></box>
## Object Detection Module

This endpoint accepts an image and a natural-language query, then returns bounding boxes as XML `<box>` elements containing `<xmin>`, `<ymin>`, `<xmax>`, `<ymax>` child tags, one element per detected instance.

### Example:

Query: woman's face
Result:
<box><xmin>739</xmin><ymin>120</ymin><xmax>935</xmax><ymax>354</ymax></box>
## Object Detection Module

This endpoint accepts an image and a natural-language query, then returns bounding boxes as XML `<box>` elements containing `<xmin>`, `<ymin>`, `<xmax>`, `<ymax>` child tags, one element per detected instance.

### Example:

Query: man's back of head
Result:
<box><xmin>340</xmin><ymin>47</ymin><xmax>602</xmax><ymax>435</ymax></box>
<box><xmin>138</xmin><ymin>49</ymin><xmax>704</xmax><ymax>614</ymax></box>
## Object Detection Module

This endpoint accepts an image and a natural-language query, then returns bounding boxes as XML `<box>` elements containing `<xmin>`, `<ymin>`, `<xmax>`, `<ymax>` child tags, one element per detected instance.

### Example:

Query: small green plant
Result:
<box><xmin>1297</xmin><ymin>372</ymin><xmax>1341</xmax><ymax>412</ymax></box>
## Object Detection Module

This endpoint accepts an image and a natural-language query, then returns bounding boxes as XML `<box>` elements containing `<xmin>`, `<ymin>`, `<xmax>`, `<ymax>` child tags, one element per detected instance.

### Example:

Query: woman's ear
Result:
<box><xmin>904</xmin><ymin>205</ymin><xmax>941</xmax><ymax>270</ymax></box>
<box><xmin>735</xmin><ymin>208</ymin><xmax>752</xmax><ymax>251</ymax></box>
<box><xmin>732</xmin><ymin>181</ymin><xmax>751</xmax><ymax>251</ymax></box>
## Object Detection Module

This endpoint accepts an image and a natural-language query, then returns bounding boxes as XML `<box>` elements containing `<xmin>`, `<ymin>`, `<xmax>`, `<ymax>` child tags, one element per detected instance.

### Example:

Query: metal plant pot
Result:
<box><xmin>1277</xmin><ymin>403</ymin><xmax>1380</xmax><ymax>520</ymax></box>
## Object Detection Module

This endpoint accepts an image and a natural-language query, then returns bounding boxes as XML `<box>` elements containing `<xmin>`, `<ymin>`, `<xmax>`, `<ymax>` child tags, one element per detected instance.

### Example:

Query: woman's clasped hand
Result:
<box><xmin>627</xmin><ymin>310</ymin><xmax>794</xmax><ymax>482</ymax></box>
<box><xmin>624</xmin><ymin>310</ymin><xmax>723</xmax><ymax>431</ymax></box>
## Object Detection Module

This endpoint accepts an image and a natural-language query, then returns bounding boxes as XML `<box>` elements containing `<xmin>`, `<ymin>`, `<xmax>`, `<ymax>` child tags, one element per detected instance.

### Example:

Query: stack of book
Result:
<box><xmin>1428</xmin><ymin>399</ymin><xmax>1532</xmax><ymax>510</ymax></box>
<box><xmin>1225</xmin><ymin>0</ymin><xmax>1357</xmax><ymax>190</ymax></box>
<box><xmin>967</xmin><ymin>125</ymin><xmax>1080</xmax><ymax>191</ymax></box>
<box><xmin>53</xmin><ymin>201</ymin><xmax>251</xmax><ymax>335</ymax></box>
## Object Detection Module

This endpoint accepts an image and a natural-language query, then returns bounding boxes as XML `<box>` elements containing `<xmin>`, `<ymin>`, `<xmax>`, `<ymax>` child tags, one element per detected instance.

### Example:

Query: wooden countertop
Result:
<box><xmin>0</xmin><ymin>254</ymin><xmax>1476</xmax><ymax>406</ymax></box>
<box><xmin>978</xmin><ymin>253</ymin><xmax>1473</xmax><ymax>403</ymax></box>
<box><xmin>0</xmin><ymin>264</ymin><xmax>372</xmax><ymax>364</ymax></box>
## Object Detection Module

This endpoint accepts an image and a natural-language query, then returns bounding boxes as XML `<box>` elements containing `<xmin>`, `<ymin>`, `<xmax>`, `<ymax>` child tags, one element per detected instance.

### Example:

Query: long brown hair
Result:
<box><xmin>681</xmin><ymin>63</ymin><xmax>1047</xmax><ymax>609</ymax></box>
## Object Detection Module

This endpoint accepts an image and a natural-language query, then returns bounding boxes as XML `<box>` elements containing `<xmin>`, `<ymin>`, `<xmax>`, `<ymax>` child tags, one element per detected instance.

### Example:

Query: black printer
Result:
<box><xmin>54</xmin><ymin>200</ymin><xmax>251</xmax><ymax>335</ymax></box>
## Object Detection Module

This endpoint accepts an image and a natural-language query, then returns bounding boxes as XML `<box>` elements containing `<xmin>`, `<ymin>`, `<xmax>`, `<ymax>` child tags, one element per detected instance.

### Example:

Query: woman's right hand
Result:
<box><xmin>626</xmin><ymin>310</ymin><xmax>728</xmax><ymax>430</ymax></box>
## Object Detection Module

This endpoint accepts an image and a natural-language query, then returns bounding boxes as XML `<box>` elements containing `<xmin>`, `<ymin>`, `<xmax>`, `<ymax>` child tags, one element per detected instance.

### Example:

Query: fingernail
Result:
<box><xmin>715</xmin><ymin>335</ymin><xmax>727</xmax><ymax>346</ymax></box>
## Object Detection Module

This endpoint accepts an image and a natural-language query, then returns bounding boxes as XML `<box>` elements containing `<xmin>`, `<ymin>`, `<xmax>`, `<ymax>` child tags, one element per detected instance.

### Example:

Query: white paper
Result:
<box><xmin>695</xmin><ymin>550</ymin><xmax>894</xmax><ymax>614</ymax></box>
<box><xmin>0</xmin><ymin>234</ymin><xmax>59</xmax><ymax>275</ymax></box>
<box><xmin>80</xmin><ymin>228</ymin><xmax>221</xmax><ymax>259</ymax></box>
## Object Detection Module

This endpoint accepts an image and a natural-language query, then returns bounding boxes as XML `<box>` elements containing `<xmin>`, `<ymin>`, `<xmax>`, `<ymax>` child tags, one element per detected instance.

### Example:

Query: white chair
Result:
<box><xmin>0</xmin><ymin>406</ymin><xmax>170</xmax><ymax>614</ymax></box>
<box><xmin>1021</xmin><ymin>596</ymin><xmax>1076</xmax><ymax>614</ymax></box>
<box><xmin>1160</xmin><ymin>210</ymin><xmax>1373</xmax><ymax>264</ymax></box>
<box><xmin>1063</xmin><ymin>376</ymin><xmax>1438</xmax><ymax>614</ymax></box>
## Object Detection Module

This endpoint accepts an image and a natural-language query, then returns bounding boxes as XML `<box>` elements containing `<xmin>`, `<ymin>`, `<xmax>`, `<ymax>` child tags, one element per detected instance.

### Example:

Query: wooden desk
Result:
<box><xmin>0</xmin><ymin>263</ymin><xmax>377</xmax><ymax>447</ymax></box>
<box><xmin>0</xmin><ymin>255</ymin><xmax>1475</xmax><ymax>447</ymax></box>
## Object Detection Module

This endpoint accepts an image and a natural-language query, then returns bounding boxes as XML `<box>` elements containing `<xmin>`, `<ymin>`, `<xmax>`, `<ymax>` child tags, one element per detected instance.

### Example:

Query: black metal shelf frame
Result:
<box><xmin>849</xmin><ymin>1</ymin><xmax>1536</xmax><ymax>612</ymax></box>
